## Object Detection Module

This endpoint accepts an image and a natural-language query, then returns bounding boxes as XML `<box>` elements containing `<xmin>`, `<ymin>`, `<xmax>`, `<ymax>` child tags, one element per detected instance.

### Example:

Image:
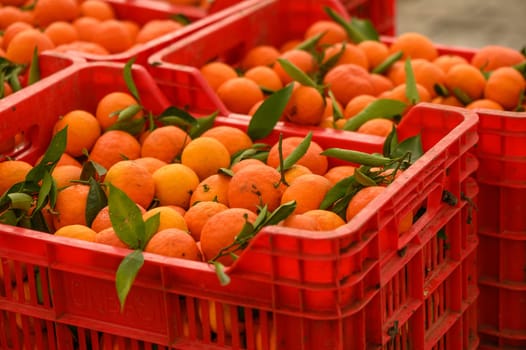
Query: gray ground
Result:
<box><xmin>396</xmin><ymin>0</ymin><xmax>526</xmax><ymax>50</ymax></box>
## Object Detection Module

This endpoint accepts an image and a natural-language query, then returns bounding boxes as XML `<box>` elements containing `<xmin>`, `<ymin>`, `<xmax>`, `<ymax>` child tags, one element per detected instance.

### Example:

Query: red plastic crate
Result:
<box><xmin>146</xmin><ymin>0</ymin><xmax>357</xmax><ymax>117</ymax></box>
<box><xmin>340</xmin><ymin>0</ymin><xmax>396</xmax><ymax>35</ymax></box>
<box><xmin>474</xmin><ymin>110</ymin><xmax>526</xmax><ymax>349</ymax></box>
<box><xmin>56</xmin><ymin>0</ymin><xmax>258</xmax><ymax>65</ymax></box>
<box><xmin>0</xmin><ymin>62</ymin><xmax>478</xmax><ymax>349</ymax></box>
<box><xmin>383</xmin><ymin>35</ymin><xmax>526</xmax><ymax>348</ymax></box>
<box><xmin>363</xmin><ymin>177</ymin><xmax>480</xmax><ymax>349</ymax></box>
<box><xmin>2</xmin><ymin>51</ymin><xmax>84</xmax><ymax>99</ymax></box>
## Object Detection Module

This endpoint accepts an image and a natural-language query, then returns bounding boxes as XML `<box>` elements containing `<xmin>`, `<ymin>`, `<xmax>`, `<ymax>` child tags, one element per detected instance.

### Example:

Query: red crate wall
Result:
<box><xmin>383</xmin><ymin>35</ymin><xmax>526</xmax><ymax>348</ymax></box>
<box><xmin>475</xmin><ymin>110</ymin><xmax>526</xmax><ymax>349</ymax></box>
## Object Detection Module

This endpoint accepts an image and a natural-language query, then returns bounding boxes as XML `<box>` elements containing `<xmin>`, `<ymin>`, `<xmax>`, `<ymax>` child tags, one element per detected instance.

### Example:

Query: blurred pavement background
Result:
<box><xmin>396</xmin><ymin>0</ymin><xmax>526</xmax><ymax>50</ymax></box>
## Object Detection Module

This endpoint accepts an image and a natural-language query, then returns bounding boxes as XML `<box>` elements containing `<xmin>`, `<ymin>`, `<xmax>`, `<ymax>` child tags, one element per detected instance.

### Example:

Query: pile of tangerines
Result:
<box><xmin>0</xmin><ymin>0</ymin><xmax>187</xmax><ymax>64</ymax></box>
<box><xmin>199</xmin><ymin>18</ymin><xmax>526</xmax><ymax>137</ymax></box>
<box><xmin>0</xmin><ymin>87</ymin><xmax>411</xmax><ymax>266</ymax></box>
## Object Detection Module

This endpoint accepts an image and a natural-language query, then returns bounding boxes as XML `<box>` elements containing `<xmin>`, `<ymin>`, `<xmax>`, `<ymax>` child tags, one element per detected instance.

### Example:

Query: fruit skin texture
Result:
<box><xmin>217</xmin><ymin>77</ymin><xmax>264</xmax><ymax>115</ymax></box>
<box><xmin>388</xmin><ymin>32</ymin><xmax>438</xmax><ymax>61</ymax></box>
<box><xmin>227</xmin><ymin>164</ymin><xmax>284</xmax><ymax>213</ymax></box>
<box><xmin>143</xmin><ymin>206</ymin><xmax>188</xmax><ymax>233</ymax></box>
<box><xmin>52</xmin><ymin>184</ymin><xmax>90</xmax><ymax>230</ymax></box>
<box><xmin>145</xmin><ymin>228</ymin><xmax>200</xmax><ymax>261</ymax></box>
<box><xmin>304</xmin><ymin>20</ymin><xmax>347</xmax><ymax>47</ymax></box>
<box><xmin>280</xmin><ymin>174</ymin><xmax>332</xmax><ymax>214</ymax></box>
<box><xmin>140</xmin><ymin>125</ymin><xmax>191</xmax><ymax>164</ymax></box>
<box><xmin>184</xmin><ymin>201</ymin><xmax>228</xmax><ymax>241</ymax></box>
<box><xmin>471</xmin><ymin>45</ymin><xmax>526</xmax><ymax>72</ymax></box>
<box><xmin>0</xmin><ymin>160</ymin><xmax>32</xmax><ymax>196</ymax></box>
<box><xmin>357</xmin><ymin>118</ymin><xmax>396</xmax><ymax>137</ymax></box>
<box><xmin>200</xmin><ymin>125</ymin><xmax>253</xmax><ymax>156</ymax></box>
<box><xmin>104</xmin><ymin>160</ymin><xmax>156</xmax><ymax>209</ymax></box>
<box><xmin>181</xmin><ymin>137</ymin><xmax>231</xmax><ymax>181</ymax></box>
<box><xmin>484</xmin><ymin>67</ymin><xmax>526</xmax><ymax>110</ymax></box>
<box><xmin>445</xmin><ymin>63</ymin><xmax>486</xmax><ymax>101</ymax></box>
<box><xmin>152</xmin><ymin>163</ymin><xmax>200</xmax><ymax>209</ymax></box>
<box><xmin>89</xmin><ymin>130</ymin><xmax>142</xmax><ymax>170</ymax></box>
<box><xmin>190</xmin><ymin>173</ymin><xmax>231</xmax><ymax>207</ymax></box>
<box><xmin>52</xmin><ymin>109</ymin><xmax>101</xmax><ymax>157</ymax></box>
<box><xmin>283</xmin><ymin>85</ymin><xmax>326</xmax><ymax>126</ymax></box>
<box><xmin>346</xmin><ymin>186</ymin><xmax>385</xmax><ymax>222</ymax></box>
<box><xmin>54</xmin><ymin>224</ymin><xmax>97</xmax><ymax>242</ymax></box>
<box><xmin>199</xmin><ymin>208</ymin><xmax>258</xmax><ymax>266</ymax></box>
<box><xmin>5</xmin><ymin>29</ymin><xmax>55</xmax><ymax>65</ymax></box>
<box><xmin>323</xmin><ymin>64</ymin><xmax>375</xmax><ymax>106</ymax></box>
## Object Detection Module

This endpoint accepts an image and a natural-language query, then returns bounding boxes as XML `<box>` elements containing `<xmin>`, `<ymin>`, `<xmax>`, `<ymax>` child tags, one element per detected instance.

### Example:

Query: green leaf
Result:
<box><xmin>276</xmin><ymin>58</ymin><xmax>317</xmax><ymax>88</ymax></box>
<box><xmin>80</xmin><ymin>160</ymin><xmax>107</xmax><ymax>182</ymax></box>
<box><xmin>452</xmin><ymin>87</ymin><xmax>472</xmax><ymax>105</ymax></box>
<box><xmin>86</xmin><ymin>177</ymin><xmax>107</xmax><ymax>227</ymax></box>
<box><xmin>189</xmin><ymin>111</ymin><xmax>218</xmax><ymax>139</ymax></box>
<box><xmin>0</xmin><ymin>210</ymin><xmax>18</xmax><ymax>226</ymax></box>
<box><xmin>434</xmin><ymin>83</ymin><xmax>449</xmax><ymax>97</ymax></box>
<box><xmin>235</xmin><ymin>217</ymin><xmax>257</xmax><ymax>242</ymax></box>
<box><xmin>230</xmin><ymin>143</ymin><xmax>270</xmax><ymax>165</ymax></box>
<box><xmin>110</xmin><ymin>104</ymin><xmax>143</xmax><ymax>122</ymax></box>
<box><xmin>320</xmin><ymin>175</ymin><xmax>356</xmax><ymax>210</ymax></box>
<box><xmin>158</xmin><ymin>106</ymin><xmax>196</xmax><ymax>124</ymax></box>
<box><xmin>33</xmin><ymin>268</ymin><xmax>44</xmax><ymax>304</ymax></box>
<box><xmin>0</xmin><ymin>73</ymin><xmax>5</xmax><ymax>98</ymax></box>
<box><xmin>27</xmin><ymin>127</ymin><xmax>67</xmax><ymax>183</ymax></box>
<box><xmin>263</xmin><ymin>201</ymin><xmax>296</xmax><ymax>226</ymax></box>
<box><xmin>33</xmin><ymin>171</ymin><xmax>54</xmax><ymax>213</ymax></box>
<box><xmin>383</xmin><ymin>125</ymin><xmax>398</xmax><ymax>157</ymax></box>
<box><xmin>116</xmin><ymin>249</ymin><xmax>144</xmax><ymax>311</ymax></box>
<box><xmin>123</xmin><ymin>58</ymin><xmax>140</xmax><ymax>103</ymax></box>
<box><xmin>30</xmin><ymin>210</ymin><xmax>52</xmax><ymax>233</ymax></box>
<box><xmin>295</xmin><ymin>32</ymin><xmax>324</xmax><ymax>51</ymax></box>
<box><xmin>143</xmin><ymin>213</ymin><xmax>160</xmax><ymax>249</ymax></box>
<box><xmin>107</xmin><ymin>183</ymin><xmax>144</xmax><ymax>249</ymax></box>
<box><xmin>372</xmin><ymin>51</ymin><xmax>403</xmax><ymax>74</ymax></box>
<box><xmin>515</xmin><ymin>89</ymin><xmax>525</xmax><ymax>111</ymax></box>
<box><xmin>7</xmin><ymin>67</ymin><xmax>23</xmax><ymax>92</ymax></box>
<box><xmin>105</xmin><ymin>117</ymin><xmax>145</xmax><ymax>136</ymax></box>
<box><xmin>251</xmin><ymin>205</ymin><xmax>269</xmax><ymax>232</ymax></box>
<box><xmin>260</xmin><ymin>86</ymin><xmax>276</xmax><ymax>95</ymax></box>
<box><xmin>391</xmin><ymin>134</ymin><xmax>424</xmax><ymax>164</ymax></box>
<box><xmin>319</xmin><ymin>43</ymin><xmax>348</xmax><ymax>79</ymax></box>
<box><xmin>218</xmin><ymin>167</ymin><xmax>235</xmax><ymax>177</ymax></box>
<box><xmin>343</xmin><ymin>98</ymin><xmax>408</xmax><ymax>131</ymax></box>
<box><xmin>0</xmin><ymin>182</ymin><xmax>30</xmax><ymax>211</ymax></box>
<box><xmin>7</xmin><ymin>193</ymin><xmax>33</xmax><ymax>211</ymax></box>
<box><xmin>328</xmin><ymin>90</ymin><xmax>344</xmax><ymax>122</ymax></box>
<box><xmin>354</xmin><ymin>167</ymin><xmax>377</xmax><ymax>186</ymax></box>
<box><xmin>279</xmin><ymin>132</ymin><xmax>312</xmax><ymax>172</ymax></box>
<box><xmin>27</xmin><ymin>47</ymin><xmax>40</xmax><ymax>86</ymax></box>
<box><xmin>349</xmin><ymin>17</ymin><xmax>380</xmax><ymax>41</ymax></box>
<box><xmin>248</xmin><ymin>84</ymin><xmax>294</xmax><ymax>140</ymax></box>
<box><xmin>171</xmin><ymin>13</ymin><xmax>191</xmax><ymax>25</ymax></box>
<box><xmin>212</xmin><ymin>261</ymin><xmax>230</xmax><ymax>286</ymax></box>
<box><xmin>324</xmin><ymin>7</ymin><xmax>370</xmax><ymax>43</ymax></box>
<box><xmin>404</xmin><ymin>58</ymin><xmax>420</xmax><ymax>105</ymax></box>
<box><xmin>156</xmin><ymin>106</ymin><xmax>199</xmax><ymax>134</ymax></box>
<box><xmin>513</xmin><ymin>60</ymin><xmax>526</xmax><ymax>78</ymax></box>
<box><xmin>321</xmin><ymin>148</ymin><xmax>392</xmax><ymax>167</ymax></box>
